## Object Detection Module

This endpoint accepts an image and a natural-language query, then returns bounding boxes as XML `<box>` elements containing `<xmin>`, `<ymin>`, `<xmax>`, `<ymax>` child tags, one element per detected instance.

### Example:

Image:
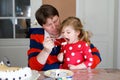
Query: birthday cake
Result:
<box><xmin>0</xmin><ymin>61</ymin><xmax>32</xmax><ymax>80</ymax></box>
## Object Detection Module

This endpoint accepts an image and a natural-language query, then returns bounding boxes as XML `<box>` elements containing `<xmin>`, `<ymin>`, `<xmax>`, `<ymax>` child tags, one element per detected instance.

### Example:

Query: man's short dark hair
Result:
<box><xmin>35</xmin><ymin>4</ymin><xmax>59</xmax><ymax>26</ymax></box>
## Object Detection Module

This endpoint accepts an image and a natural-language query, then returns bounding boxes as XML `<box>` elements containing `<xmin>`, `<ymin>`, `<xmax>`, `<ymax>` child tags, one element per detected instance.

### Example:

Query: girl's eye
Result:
<box><xmin>67</xmin><ymin>32</ymin><xmax>70</xmax><ymax>34</ymax></box>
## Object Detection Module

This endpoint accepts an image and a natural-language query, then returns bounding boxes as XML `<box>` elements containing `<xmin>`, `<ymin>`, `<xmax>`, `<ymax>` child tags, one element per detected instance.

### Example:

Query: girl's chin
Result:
<box><xmin>68</xmin><ymin>41</ymin><xmax>77</xmax><ymax>44</ymax></box>
<box><xmin>67</xmin><ymin>41</ymin><xmax>72</xmax><ymax>44</ymax></box>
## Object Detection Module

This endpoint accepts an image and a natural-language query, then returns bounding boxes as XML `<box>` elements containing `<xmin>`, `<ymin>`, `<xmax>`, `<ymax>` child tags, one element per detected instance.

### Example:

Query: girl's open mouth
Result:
<box><xmin>65</xmin><ymin>38</ymin><xmax>70</xmax><ymax>42</ymax></box>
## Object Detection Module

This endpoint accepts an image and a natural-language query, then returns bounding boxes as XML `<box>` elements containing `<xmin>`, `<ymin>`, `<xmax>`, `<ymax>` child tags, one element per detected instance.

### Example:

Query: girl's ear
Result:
<box><xmin>76</xmin><ymin>30</ymin><xmax>80</xmax><ymax>36</ymax></box>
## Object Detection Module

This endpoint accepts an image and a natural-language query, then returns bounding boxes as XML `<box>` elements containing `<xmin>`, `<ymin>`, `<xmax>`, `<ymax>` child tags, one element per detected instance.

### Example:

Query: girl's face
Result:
<box><xmin>61</xmin><ymin>25</ymin><xmax>80</xmax><ymax>44</ymax></box>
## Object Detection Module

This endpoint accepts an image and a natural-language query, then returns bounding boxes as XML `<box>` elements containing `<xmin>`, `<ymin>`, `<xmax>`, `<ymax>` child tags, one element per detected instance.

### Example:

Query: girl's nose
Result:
<box><xmin>62</xmin><ymin>33</ymin><xmax>66</xmax><ymax>37</ymax></box>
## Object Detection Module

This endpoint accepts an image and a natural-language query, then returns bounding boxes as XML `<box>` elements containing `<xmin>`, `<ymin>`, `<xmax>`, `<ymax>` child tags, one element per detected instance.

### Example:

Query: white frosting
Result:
<box><xmin>0</xmin><ymin>62</ymin><xmax>32</xmax><ymax>80</ymax></box>
<box><xmin>0</xmin><ymin>67</ymin><xmax>32</xmax><ymax>80</ymax></box>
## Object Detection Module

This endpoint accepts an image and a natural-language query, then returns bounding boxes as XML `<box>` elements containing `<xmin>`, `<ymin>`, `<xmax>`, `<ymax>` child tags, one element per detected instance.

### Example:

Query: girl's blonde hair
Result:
<box><xmin>61</xmin><ymin>16</ymin><xmax>92</xmax><ymax>44</ymax></box>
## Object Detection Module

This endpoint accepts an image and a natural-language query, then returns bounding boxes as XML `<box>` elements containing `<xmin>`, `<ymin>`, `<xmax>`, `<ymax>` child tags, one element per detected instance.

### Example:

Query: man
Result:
<box><xmin>27</xmin><ymin>4</ymin><xmax>63</xmax><ymax>71</ymax></box>
<box><xmin>27</xmin><ymin>4</ymin><xmax>101</xmax><ymax>71</ymax></box>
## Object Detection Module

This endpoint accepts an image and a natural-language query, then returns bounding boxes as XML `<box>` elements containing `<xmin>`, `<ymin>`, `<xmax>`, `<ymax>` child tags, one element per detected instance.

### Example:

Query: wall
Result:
<box><xmin>0</xmin><ymin>39</ymin><xmax>29</xmax><ymax>67</ymax></box>
<box><xmin>42</xmin><ymin>0</ymin><xmax>76</xmax><ymax>22</ymax></box>
<box><xmin>117</xmin><ymin>0</ymin><xmax>120</xmax><ymax>69</ymax></box>
<box><xmin>76</xmin><ymin>0</ymin><xmax>115</xmax><ymax>68</ymax></box>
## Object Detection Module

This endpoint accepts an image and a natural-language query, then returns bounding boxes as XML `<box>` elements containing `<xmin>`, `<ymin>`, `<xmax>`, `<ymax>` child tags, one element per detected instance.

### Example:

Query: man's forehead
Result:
<box><xmin>46</xmin><ymin>16</ymin><xmax>59</xmax><ymax>23</ymax></box>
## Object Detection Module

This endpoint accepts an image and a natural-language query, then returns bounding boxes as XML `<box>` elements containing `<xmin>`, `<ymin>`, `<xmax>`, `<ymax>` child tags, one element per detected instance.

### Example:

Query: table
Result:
<box><xmin>37</xmin><ymin>68</ymin><xmax>120</xmax><ymax>80</ymax></box>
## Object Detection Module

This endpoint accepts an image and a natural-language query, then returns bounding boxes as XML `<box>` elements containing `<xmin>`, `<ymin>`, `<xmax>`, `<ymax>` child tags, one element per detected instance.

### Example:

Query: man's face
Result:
<box><xmin>42</xmin><ymin>15</ymin><xmax>61</xmax><ymax>37</ymax></box>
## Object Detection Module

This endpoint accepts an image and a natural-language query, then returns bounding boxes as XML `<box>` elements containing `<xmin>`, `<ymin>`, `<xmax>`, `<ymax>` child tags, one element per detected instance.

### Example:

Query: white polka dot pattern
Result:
<box><xmin>88</xmin><ymin>63</ymin><xmax>92</xmax><ymax>66</ymax></box>
<box><xmin>77</xmin><ymin>60</ymin><xmax>81</xmax><ymax>63</ymax></box>
<box><xmin>71</xmin><ymin>52</ymin><xmax>75</xmax><ymax>56</ymax></box>
<box><xmin>61</xmin><ymin>41</ymin><xmax>93</xmax><ymax>69</ymax></box>
<box><xmin>80</xmin><ymin>51</ymin><xmax>83</xmax><ymax>53</ymax></box>
<box><xmin>78</xmin><ymin>44</ymin><xmax>81</xmax><ymax>48</ymax></box>
<box><xmin>67</xmin><ymin>58</ymin><xmax>70</xmax><ymax>61</ymax></box>
<box><xmin>88</xmin><ymin>49</ymin><xmax>91</xmax><ymax>52</ymax></box>
<box><xmin>69</xmin><ymin>46</ymin><xmax>73</xmax><ymax>50</ymax></box>
<box><xmin>84</xmin><ymin>55</ymin><xmax>87</xmax><ymax>59</ymax></box>
<box><xmin>86</xmin><ymin>43</ymin><xmax>88</xmax><ymax>46</ymax></box>
<box><xmin>64</xmin><ymin>50</ymin><xmax>66</xmax><ymax>53</ymax></box>
<box><xmin>89</xmin><ymin>58</ymin><xmax>93</xmax><ymax>61</ymax></box>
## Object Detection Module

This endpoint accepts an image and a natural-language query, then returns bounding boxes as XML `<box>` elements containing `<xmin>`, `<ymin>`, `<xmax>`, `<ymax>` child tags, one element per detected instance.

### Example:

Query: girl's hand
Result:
<box><xmin>68</xmin><ymin>63</ymin><xmax>87</xmax><ymax>69</ymax></box>
<box><xmin>57</xmin><ymin>52</ymin><xmax>64</xmax><ymax>62</ymax></box>
<box><xmin>68</xmin><ymin>64</ymin><xmax>77</xmax><ymax>69</ymax></box>
<box><xmin>43</xmin><ymin>37</ymin><xmax>54</xmax><ymax>53</ymax></box>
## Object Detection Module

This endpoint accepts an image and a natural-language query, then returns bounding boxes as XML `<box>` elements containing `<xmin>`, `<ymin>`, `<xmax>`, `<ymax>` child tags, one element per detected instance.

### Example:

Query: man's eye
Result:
<box><xmin>46</xmin><ymin>23</ymin><xmax>52</xmax><ymax>26</ymax></box>
<box><xmin>54</xmin><ymin>20</ymin><xmax>57</xmax><ymax>23</ymax></box>
<box><xmin>53</xmin><ymin>19</ymin><xmax>58</xmax><ymax>23</ymax></box>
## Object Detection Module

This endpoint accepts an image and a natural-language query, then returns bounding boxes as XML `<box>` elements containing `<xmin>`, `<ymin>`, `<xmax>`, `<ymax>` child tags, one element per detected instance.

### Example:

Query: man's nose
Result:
<box><xmin>51</xmin><ymin>23</ymin><xmax>56</xmax><ymax>29</ymax></box>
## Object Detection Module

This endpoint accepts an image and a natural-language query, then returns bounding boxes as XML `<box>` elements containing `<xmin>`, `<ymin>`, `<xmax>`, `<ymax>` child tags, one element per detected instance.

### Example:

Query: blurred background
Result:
<box><xmin>0</xmin><ymin>0</ymin><xmax>120</xmax><ymax>69</ymax></box>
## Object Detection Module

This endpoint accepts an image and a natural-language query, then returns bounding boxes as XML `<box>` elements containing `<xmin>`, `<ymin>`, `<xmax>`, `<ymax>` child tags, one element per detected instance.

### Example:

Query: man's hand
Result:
<box><xmin>43</xmin><ymin>37</ymin><xmax>54</xmax><ymax>53</ymax></box>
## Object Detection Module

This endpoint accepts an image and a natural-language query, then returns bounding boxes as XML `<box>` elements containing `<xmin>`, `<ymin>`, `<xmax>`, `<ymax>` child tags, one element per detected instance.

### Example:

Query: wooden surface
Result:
<box><xmin>37</xmin><ymin>68</ymin><xmax>120</xmax><ymax>80</ymax></box>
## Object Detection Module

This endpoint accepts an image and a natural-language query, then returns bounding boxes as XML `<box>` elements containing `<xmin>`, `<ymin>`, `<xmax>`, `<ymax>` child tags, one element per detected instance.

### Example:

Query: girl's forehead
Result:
<box><xmin>62</xmin><ymin>25</ymin><xmax>75</xmax><ymax>31</ymax></box>
<box><xmin>63</xmin><ymin>25</ymin><xmax>74</xmax><ymax>29</ymax></box>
